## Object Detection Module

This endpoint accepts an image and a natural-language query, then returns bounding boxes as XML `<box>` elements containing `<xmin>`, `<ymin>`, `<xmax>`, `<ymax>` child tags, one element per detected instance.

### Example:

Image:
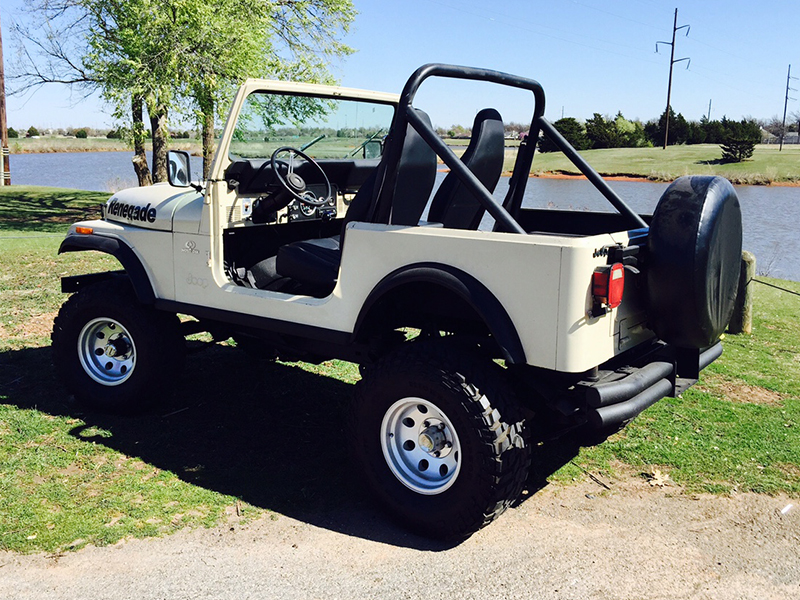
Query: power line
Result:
<box><xmin>571</xmin><ymin>0</ymin><xmax>669</xmax><ymax>33</ymax></box>
<box><xmin>656</xmin><ymin>7</ymin><xmax>690</xmax><ymax>149</ymax></box>
<box><xmin>424</xmin><ymin>0</ymin><xmax>663</xmax><ymax>63</ymax></box>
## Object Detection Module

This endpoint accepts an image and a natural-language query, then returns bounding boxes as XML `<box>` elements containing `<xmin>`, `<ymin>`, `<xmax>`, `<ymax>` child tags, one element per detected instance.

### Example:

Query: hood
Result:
<box><xmin>105</xmin><ymin>183</ymin><xmax>202</xmax><ymax>232</ymax></box>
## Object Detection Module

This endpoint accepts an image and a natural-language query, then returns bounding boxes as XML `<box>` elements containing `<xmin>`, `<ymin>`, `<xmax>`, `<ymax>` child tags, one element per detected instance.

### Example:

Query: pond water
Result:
<box><xmin>8</xmin><ymin>151</ymin><xmax>204</xmax><ymax>193</ymax></box>
<box><xmin>9</xmin><ymin>151</ymin><xmax>800</xmax><ymax>281</ymax></box>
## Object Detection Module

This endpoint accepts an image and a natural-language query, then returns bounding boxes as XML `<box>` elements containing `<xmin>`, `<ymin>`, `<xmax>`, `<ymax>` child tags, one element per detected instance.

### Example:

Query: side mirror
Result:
<box><xmin>167</xmin><ymin>150</ymin><xmax>192</xmax><ymax>187</ymax></box>
<box><xmin>363</xmin><ymin>140</ymin><xmax>382</xmax><ymax>159</ymax></box>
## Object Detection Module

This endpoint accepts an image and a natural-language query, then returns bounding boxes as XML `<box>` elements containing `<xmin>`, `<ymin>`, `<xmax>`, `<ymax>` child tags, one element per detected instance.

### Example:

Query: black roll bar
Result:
<box><xmin>392</xmin><ymin>63</ymin><xmax>648</xmax><ymax>232</ymax></box>
<box><xmin>537</xmin><ymin>119</ymin><xmax>648</xmax><ymax>229</ymax></box>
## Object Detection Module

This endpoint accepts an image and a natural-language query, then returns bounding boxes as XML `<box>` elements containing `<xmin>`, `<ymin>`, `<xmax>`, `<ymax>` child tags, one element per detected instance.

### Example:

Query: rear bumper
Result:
<box><xmin>581</xmin><ymin>342</ymin><xmax>722</xmax><ymax>429</ymax></box>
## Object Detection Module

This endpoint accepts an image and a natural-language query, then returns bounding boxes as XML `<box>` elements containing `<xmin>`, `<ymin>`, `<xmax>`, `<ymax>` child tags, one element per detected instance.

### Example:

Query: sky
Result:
<box><xmin>1</xmin><ymin>0</ymin><xmax>798</xmax><ymax>131</ymax></box>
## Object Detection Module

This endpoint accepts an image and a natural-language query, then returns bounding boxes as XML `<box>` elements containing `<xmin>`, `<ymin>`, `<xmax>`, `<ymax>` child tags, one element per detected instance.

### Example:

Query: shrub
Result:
<box><xmin>106</xmin><ymin>129</ymin><xmax>121</xmax><ymax>139</ymax></box>
<box><xmin>75</xmin><ymin>129</ymin><xmax>88</xmax><ymax>139</ymax></box>
<box><xmin>720</xmin><ymin>118</ymin><xmax>761</xmax><ymax>162</ymax></box>
<box><xmin>7</xmin><ymin>127</ymin><xmax>18</xmax><ymax>139</ymax></box>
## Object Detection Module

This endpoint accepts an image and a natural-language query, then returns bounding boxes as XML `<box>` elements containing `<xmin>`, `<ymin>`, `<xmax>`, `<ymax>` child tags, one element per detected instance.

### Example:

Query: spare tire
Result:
<box><xmin>646</xmin><ymin>176</ymin><xmax>742</xmax><ymax>349</ymax></box>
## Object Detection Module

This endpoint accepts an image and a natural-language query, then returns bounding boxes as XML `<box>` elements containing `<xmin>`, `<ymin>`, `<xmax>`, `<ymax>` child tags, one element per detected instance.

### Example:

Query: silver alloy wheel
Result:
<box><xmin>380</xmin><ymin>397</ymin><xmax>462</xmax><ymax>495</ymax></box>
<box><xmin>77</xmin><ymin>317</ymin><xmax>136</xmax><ymax>386</ymax></box>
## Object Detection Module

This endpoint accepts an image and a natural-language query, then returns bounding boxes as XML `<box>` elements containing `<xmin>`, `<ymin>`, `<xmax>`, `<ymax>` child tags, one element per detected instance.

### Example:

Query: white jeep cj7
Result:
<box><xmin>52</xmin><ymin>64</ymin><xmax>743</xmax><ymax>538</ymax></box>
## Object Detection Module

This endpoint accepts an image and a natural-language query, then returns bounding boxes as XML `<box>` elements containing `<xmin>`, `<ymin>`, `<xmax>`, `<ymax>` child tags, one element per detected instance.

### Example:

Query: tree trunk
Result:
<box><xmin>202</xmin><ymin>108</ymin><xmax>215</xmax><ymax>180</ymax></box>
<box><xmin>195</xmin><ymin>85</ymin><xmax>215</xmax><ymax>180</ymax></box>
<box><xmin>147</xmin><ymin>99</ymin><xmax>169</xmax><ymax>183</ymax></box>
<box><xmin>131</xmin><ymin>96</ymin><xmax>152</xmax><ymax>187</ymax></box>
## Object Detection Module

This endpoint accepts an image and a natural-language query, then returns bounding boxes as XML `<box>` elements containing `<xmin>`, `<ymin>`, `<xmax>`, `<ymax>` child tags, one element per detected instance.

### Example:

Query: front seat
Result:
<box><xmin>427</xmin><ymin>108</ymin><xmax>504</xmax><ymax>229</ymax></box>
<box><xmin>273</xmin><ymin>110</ymin><xmax>437</xmax><ymax>295</ymax></box>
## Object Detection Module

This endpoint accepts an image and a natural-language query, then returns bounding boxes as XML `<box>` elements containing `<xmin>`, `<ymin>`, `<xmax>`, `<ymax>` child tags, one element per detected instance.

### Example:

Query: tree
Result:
<box><xmin>614</xmin><ymin>113</ymin><xmax>649</xmax><ymax>147</ymax></box>
<box><xmin>702</xmin><ymin>118</ymin><xmax>726</xmax><ymax>144</ymax></box>
<box><xmin>8</xmin><ymin>128</ymin><xmax>18</xmax><ymax>139</ymax></box>
<box><xmin>759</xmin><ymin>115</ymin><xmax>784</xmax><ymax>138</ymax></box>
<box><xmin>585</xmin><ymin>113</ymin><xmax>624</xmax><ymax>149</ymax></box>
<box><xmin>720</xmin><ymin>118</ymin><xmax>761</xmax><ymax>162</ymax></box>
<box><xmin>75</xmin><ymin>129</ymin><xmax>88</xmax><ymax>139</ymax></box>
<box><xmin>687</xmin><ymin>120</ymin><xmax>706</xmax><ymax>144</ymax></box>
<box><xmin>645</xmin><ymin>107</ymin><xmax>690</xmax><ymax>146</ymax></box>
<box><xmin>12</xmin><ymin>0</ymin><xmax>355</xmax><ymax>184</ymax></box>
<box><xmin>446</xmin><ymin>124</ymin><xmax>470</xmax><ymax>138</ymax></box>
<box><xmin>538</xmin><ymin>117</ymin><xmax>589</xmax><ymax>152</ymax></box>
<box><xmin>26</xmin><ymin>126</ymin><xmax>39</xmax><ymax>137</ymax></box>
<box><xmin>184</xmin><ymin>0</ymin><xmax>355</xmax><ymax>178</ymax></box>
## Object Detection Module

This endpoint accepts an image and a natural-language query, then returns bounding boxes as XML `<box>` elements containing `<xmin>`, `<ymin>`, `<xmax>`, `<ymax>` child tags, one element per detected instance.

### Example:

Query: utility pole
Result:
<box><xmin>707</xmin><ymin>99</ymin><xmax>712</xmax><ymax>122</ymax></box>
<box><xmin>656</xmin><ymin>8</ymin><xmax>690</xmax><ymax>150</ymax></box>
<box><xmin>779</xmin><ymin>64</ymin><xmax>797</xmax><ymax>151</ymax></box>
<box><xmin>0</xmin><ymin>11</ymin><xmax>10</xmax><ymax>186</ymax></box>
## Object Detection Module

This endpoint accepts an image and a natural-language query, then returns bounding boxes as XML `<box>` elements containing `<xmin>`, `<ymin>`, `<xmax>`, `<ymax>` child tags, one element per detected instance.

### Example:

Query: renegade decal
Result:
<box><xmin>107</xmin><ymin>199</ymin><xmax>157</xmax><ymax>223</ymax></box>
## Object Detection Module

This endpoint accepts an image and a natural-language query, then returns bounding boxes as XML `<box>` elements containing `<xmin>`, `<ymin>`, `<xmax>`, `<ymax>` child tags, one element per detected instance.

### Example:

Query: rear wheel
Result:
<box><xmin>350</xmin><ymin>343</ymin><xmax>530</xmax><ymax>539</ymax></box>
<box><xmin>52</xmin><ymin>279</ymin><xmax>185</xmax><ymax>413</ymax></box>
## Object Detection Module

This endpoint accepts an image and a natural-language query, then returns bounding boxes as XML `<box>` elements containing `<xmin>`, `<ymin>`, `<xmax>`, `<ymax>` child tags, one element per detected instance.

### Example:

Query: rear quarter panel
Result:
<box><xmin>339</xmin><ymin>224</ymin><xmax>652</xmax><ymax>372</ymax></box>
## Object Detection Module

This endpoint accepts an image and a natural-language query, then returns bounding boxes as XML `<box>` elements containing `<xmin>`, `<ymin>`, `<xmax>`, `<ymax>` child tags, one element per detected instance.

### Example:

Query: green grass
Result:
<box><xmin>551</xmin><ymin>277</ymin><xmax>800</xmax><ymax>495</ymax></box>
<box><xmin>0</xmin><ymin>185</ymin><xmax>798</xmax><ymax>554</ymax></box>
<box><xmin>11</xmin><ymin>136</ymin><xmax>800</xmax><ymax>184</ymax></box>
<box><xmin>9</xmin><ymin>137</ymin><xmax>199</xmax><ymax>155</ymax></box>
<box><xmin>0</xmin><ymin>186</ymin><xmax>109</xmax><ymax>233</ymax></box>
<box><xmin>521</xmin><ymin>143</ymin><xmax>800</xmax><ymax>184</ymax></box>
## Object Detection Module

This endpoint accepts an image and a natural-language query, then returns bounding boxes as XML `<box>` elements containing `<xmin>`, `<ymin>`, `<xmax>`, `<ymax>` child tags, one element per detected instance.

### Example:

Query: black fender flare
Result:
<box><xmin>353</xmin><ymin>263</ymin><xmax>526</xmax><ymax>364</ymax></box>
<box><xmin>58</xmin><ymin>234</ymin><xmax>156</xmax><ymax>304</ymax></box>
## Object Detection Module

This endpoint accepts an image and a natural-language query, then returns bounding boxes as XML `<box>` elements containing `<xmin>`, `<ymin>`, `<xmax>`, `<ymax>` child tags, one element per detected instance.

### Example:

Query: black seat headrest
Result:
<box><xmin>428</xmin><ymin>108</ymin><xmax>504</xmax><ymax>229</ymax></box>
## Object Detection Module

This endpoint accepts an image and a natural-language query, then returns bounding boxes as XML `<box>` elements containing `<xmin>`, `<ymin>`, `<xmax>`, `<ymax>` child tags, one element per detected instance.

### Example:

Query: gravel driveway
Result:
<box><xmin>2</xmin><ymin>478</ymin><xmax>797</xmax><ymax>600</ymax></box>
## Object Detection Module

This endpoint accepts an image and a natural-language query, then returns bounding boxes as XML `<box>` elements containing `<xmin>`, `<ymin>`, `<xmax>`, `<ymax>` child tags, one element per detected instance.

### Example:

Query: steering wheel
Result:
<box><xmin>270</xmin><ymin>146</ymin><xmax>332</xmax><ymax>207</ymax></box>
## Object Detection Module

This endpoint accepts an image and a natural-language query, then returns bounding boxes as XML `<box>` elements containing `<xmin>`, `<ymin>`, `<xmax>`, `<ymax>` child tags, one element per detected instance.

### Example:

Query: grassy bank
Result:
<box><xmin>11</xmin><ymin>137</ymin><xmax>800</xmax><ymax>184</ymax></box>
<box><xmin>9</xmin><ymin>137</ymin><xmax>200</xmax><ymax>155</ymax></box>
<box><xmin>0</xmin><ymin>186</ymin><xmax>797</xmax><ymax>554</ymax></box>
<box><xmin>521</xmin><ymin>143</ymin><xmax>800</xmax><ymax>185</ymax></box>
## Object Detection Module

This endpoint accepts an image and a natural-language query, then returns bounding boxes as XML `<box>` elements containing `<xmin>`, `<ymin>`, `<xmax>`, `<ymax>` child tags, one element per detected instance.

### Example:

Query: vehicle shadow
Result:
<box><xmin>1</xmin><ymin>343</ymin><xmax>581</xmax><ymax>550</ymax></box>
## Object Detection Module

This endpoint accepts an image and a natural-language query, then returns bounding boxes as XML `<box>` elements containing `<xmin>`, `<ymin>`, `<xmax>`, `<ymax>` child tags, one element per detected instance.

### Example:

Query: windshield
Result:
<box><xmin>229</xmin><ymin>92</ymin><xmax>396</xmax><ymax>160</ymax></box>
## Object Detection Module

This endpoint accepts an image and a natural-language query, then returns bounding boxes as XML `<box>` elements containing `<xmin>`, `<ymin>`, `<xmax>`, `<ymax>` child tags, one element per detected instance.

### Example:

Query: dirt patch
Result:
<box><xmin>717</xmin><ymin>381</ymin><xmax>784</xmax><ymax>406</ymax></box>
<box><xmin>699</xmin><ymin>375</ymin><xmax>784</xmax><ymax>406</ymax></box>
<box><xmin>775</xmin><ymin>463</ymin><xmax>800</xmax><ymax>479</ymax></box>
<box><xmin>529</xmin><ymin>171</ymin><xmax>662</xmax><ymax>183</ymax></box>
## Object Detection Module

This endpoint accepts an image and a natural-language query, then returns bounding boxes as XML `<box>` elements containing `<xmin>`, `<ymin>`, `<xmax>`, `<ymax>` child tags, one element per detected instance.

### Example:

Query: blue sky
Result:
<box><xmin>1</xmin><ymin>0</ymin><xmax>797</xmax><ymax>130</ymax></box>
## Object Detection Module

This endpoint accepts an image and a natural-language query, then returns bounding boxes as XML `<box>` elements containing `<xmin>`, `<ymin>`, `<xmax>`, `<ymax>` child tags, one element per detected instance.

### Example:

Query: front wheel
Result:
<box><xmin>52</xmin><ymin>279</ymin><xmax>185</xmax><ymax>413</ymax></box>
<box><xmin>350</xmin><ymin>344</ymin><xmax>530</xmax><ymax>539</ymax></box>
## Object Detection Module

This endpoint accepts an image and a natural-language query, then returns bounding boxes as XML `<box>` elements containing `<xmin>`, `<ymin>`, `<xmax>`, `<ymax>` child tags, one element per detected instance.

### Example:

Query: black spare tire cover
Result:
<box><xmin>646</xmin><ymin>176</ymin><xmax>742</xmax><ymax>349</ymax></box>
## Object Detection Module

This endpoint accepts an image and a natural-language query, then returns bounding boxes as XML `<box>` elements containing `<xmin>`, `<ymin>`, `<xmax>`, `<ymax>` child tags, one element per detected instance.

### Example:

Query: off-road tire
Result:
<box><xmin>350</xmin><ymin>342</ymin><xmax>530</xmax><ymax>540</ymax></box>
<box><xmin>52</xmin><ymin>278</ymin><xmax>185</xmax><ymax>413</ymax></box>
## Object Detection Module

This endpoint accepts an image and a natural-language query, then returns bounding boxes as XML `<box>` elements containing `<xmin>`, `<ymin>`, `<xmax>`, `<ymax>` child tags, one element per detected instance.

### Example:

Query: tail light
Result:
<box><xmin>592</xmin><ymin>262</ymin><xmax>625</xmax><ymax>314</ymax></box>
